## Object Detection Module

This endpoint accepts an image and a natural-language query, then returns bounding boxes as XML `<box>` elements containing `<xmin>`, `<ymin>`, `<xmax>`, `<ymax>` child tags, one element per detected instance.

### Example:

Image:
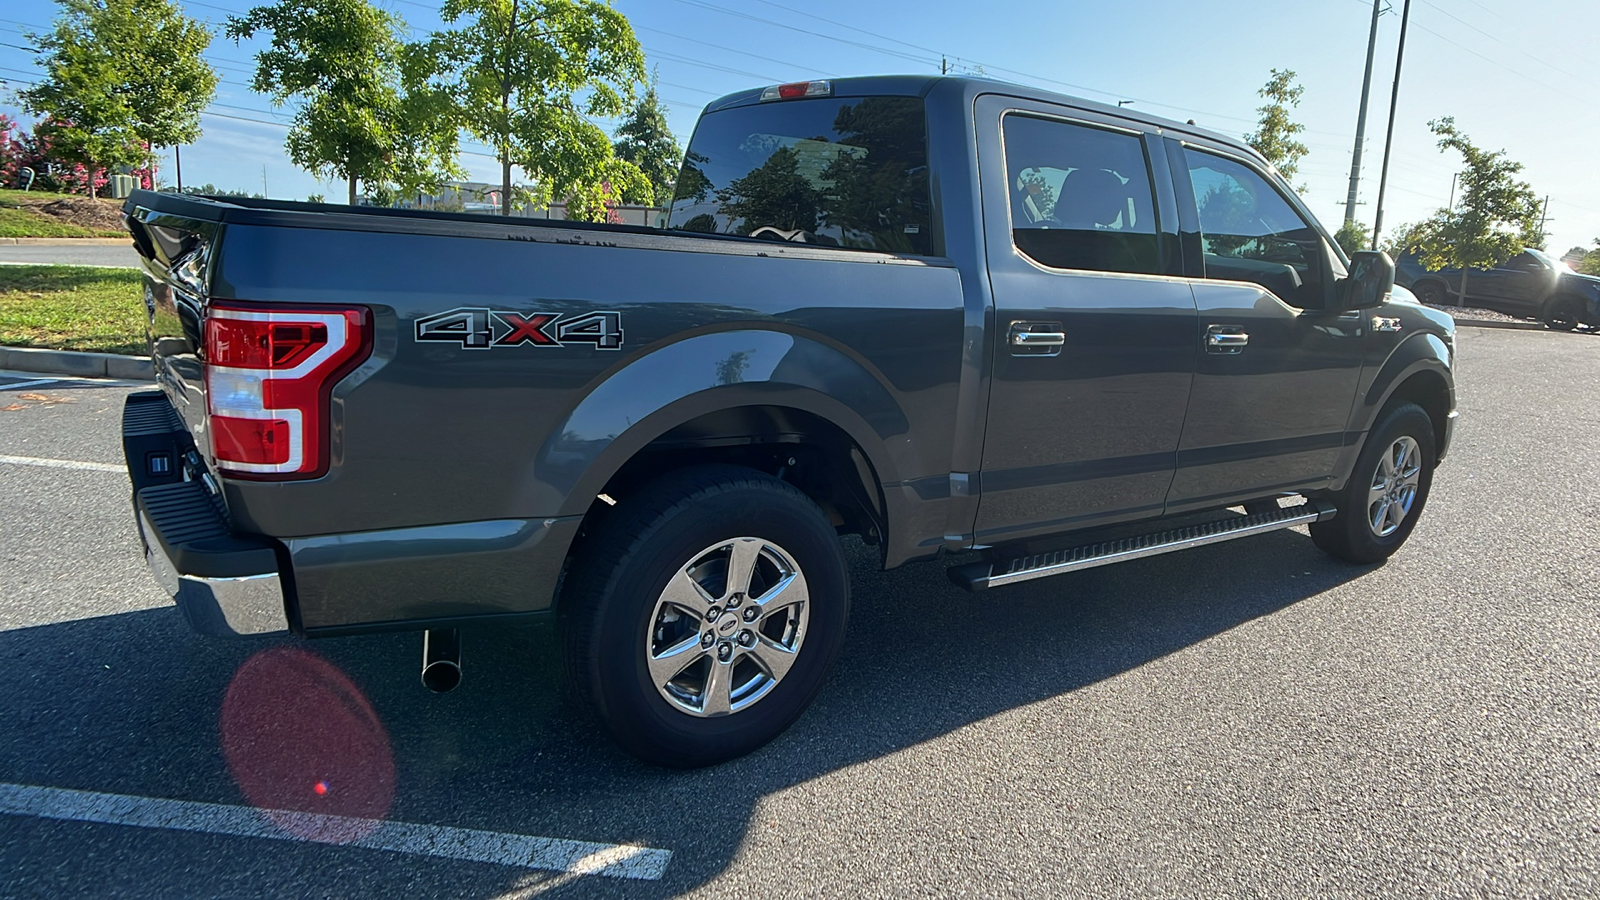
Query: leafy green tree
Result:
<box><xmin>1244</xmin><ymin>69</ymin><xmax>1309</xmax><ymax>187</ymax></box>
<box><xmin>820</xmin><ymin>97</ymin><xmax>930</xmax><ymax>253</ymax></box>
<box><xmin>611</xmin><ymin>77</ymin><xmax>680</xmax><ymax>206</ymax></box>
<box><xmin>1578</xmin><ymin>239</ymin><xmax>1600</xmax><ymax>277</ymax></box>
<box><xmin>228</xmin><ymin>0</ymin><xmax>455</xmax><ymax>204</ymax></box>
<box><xmin>417</xmin><ymin>0</ymin><xmax>648</xmax><ymax>217</ymax></box>
<box><xmin>116</xmin><ymin>0</ymin><xmax>218</xmax><ymax>179</ymax></box>
<box><xmin>1334</xmin><ymin>219</ymin><xmax>1371</xmax><ymax>258</ymax></box>
<box><xmin>1412</xmin><ymin>117</ymin><xmax>1542</xmax><ymax>305</ymax></box>
<box><xmin>19</xmin><ymin>0</ymin><xmax>152</xmax><ymax>199</ymax></box>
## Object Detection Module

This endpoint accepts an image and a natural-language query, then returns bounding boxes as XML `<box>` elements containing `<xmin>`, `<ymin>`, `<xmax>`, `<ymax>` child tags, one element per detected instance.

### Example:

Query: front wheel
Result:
<box><xmin>1311</xmin><ymin>403</ymin><xmax>1436</xmax><ymax>564</ymax></box>
<box><xmin>1413</xmin><ymin>281</ymin><xmax>1448</xmax><ymax>306</ymax></box>
<box><xmin>560</xmin><ymin>465</ymin><xmax>849</xmax><ymax>768</ymax></box>
<box><xmin>1545</xmin><ymin>297</ymin><xmax>1583</xmax><ymax>332</ymax></box>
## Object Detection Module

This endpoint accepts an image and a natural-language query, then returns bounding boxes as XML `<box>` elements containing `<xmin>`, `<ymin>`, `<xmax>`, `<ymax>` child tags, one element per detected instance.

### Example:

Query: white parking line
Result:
<box><xmin>0</xmin><ymin>454</ymin><xmax>124</xmax><ymax>473</ymax></box>
<box><xmin>0</xmin><ymin>782</ymin><xmax>671</xmax><ymax>880</ymax></box>
<box><xmin>0</xmin><ymin>378</ymin><xmax>59</xmax><ymax>391</ymax></box>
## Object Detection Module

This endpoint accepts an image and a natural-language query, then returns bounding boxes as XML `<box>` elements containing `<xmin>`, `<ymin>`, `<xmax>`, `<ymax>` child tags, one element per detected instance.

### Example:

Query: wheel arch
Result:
<box><xmin>1353</xmin><ymin>331</ymin><xmax>1455</xmax><ymax>470</ymax></box>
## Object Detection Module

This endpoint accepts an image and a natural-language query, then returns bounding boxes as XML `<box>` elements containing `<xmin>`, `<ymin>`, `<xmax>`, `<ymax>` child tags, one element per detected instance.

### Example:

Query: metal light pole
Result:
<box><xmin>1371</xmin><ymin>0</ymin><xmax>1412</xmax><ymax>251</ymax></box>
<box><xmin>1344</xmin><ymin>0</ymin><xmax>1384</xmax><ymax>224</ymax></box>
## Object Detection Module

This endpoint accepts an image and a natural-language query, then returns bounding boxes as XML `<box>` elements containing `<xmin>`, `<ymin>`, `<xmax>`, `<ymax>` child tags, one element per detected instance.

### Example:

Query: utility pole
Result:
<box><xmin>174</xmin><ymin>145</ymin><xmax>184</xmax><ymax>192</ymax></box>
<box><xmin>1345</xmin><ymin>0</ymin><xmax>1384</xmax><ymax>224</ymax></box>
<box><xmin>261</xmin><ymin>165</ymin><xmax>268</xmax><ymax>197</ymax></box>
<box><xmin>1538</xmin><ymin>195</ymin><xmax>1550</xmax><ymax>239</ymax></box>
<box><xmin>1447</xmin><ymin>172</ymin><xmax>1456</xmax><ymax>210</ymax></box>
<box><xmin>1371</xmin><ymin>0</ymin><xmax>1412</xmax><ymax>251</ymax></box>
<box><xmin>940</xmin><ymin>56</ymin><xmax>947</xmax><ymax>75</ymax></box>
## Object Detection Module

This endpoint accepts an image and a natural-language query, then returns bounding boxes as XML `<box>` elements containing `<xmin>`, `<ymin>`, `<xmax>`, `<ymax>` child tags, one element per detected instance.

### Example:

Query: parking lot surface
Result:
<box><xmin>1</xmin><ymin>328</ymin><xmax>1597</xmax><ymax>898</ymax></box>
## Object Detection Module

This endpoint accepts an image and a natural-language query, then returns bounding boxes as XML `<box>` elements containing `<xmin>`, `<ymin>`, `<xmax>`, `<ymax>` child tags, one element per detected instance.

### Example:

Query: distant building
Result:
<box><xmin>409</xmin><ymin>181</ymin><xmax>668</xmax><ymax>227</ymax></box>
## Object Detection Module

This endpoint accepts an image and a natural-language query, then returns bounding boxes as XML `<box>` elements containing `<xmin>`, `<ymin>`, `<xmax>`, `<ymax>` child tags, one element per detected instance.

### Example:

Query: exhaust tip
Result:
<box><xmin>420</xmin><ymin>628</ymin><xmax>462</xmax><ymax>693</ymax></box>
<box><xmin>421</xmin><ymin>659</ymin><xmax>462</xmax><ymax>693</ymax></box>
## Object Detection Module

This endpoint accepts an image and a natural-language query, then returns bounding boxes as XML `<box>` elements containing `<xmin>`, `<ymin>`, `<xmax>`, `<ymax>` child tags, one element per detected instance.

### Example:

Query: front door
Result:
<box><xmin>1167</xmin><ymin>143</ymin><xmax>1364</xmax><ymax>510</ymax></box>
<box><xmin>973</xmin><ymin>103</ymin><xmax>1197</xmax><ymax>545</ymax></box>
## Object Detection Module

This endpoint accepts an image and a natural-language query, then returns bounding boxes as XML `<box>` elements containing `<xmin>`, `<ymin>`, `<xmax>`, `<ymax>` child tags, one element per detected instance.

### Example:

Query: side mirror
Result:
<box><xmin>1339</xmin><ymin>250</ymin><xmax>1395</xmax><ymax>310</ymax></box>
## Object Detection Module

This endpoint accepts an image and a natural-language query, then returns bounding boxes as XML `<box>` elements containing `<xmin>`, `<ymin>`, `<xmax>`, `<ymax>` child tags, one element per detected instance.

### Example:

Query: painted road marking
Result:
<box><xmin>0</xmin><ymin>783</ymin><xmax>671</xmax><ymax>880</ymax></box>
<box><xmin>0</xmin><ymin>378</ymin><xmax>59</xmax><ymax>391</ymax></box>
<box><xmin>0</xmin><ymin>454</ymin><xmax>124</xmax><ymax>473</ymax></box>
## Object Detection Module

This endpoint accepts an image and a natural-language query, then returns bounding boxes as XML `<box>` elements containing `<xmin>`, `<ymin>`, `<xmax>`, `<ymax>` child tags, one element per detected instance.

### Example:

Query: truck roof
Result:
<box><xmin>702</xmin><ymin>74</ymin><xmax>1259</xmax><ymax>164</ymax></box>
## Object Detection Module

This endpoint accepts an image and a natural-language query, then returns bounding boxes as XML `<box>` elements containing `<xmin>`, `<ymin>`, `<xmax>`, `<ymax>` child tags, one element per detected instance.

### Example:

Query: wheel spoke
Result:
<box><xmin>724</xmin><ymin>538</ymin><xmax>763</xmax><ymax>600</ymax></box>
<box><xmin>659</xmin><ymin>569</ymin><xmax>715</xmax><ymax>620</ymax></box>
<box><xmin>1370</xmin><ymin>499</ymin><xmax>1389</xmax><ymax>533</ymax></box>
<box><xmin>752</xmin><ymin>570</ymin><xmax>808</xmax><ymax>614</ymax></box>
<box><xmin>701</xmin><ymin>659</ymin><xmax>733</xmax><ymax>716</ymax></box>
<box><xmin>745</xmin><ymin>636</ymin><xmax>798</xmax><ymax>682</ymax></box>
<box><xmin>648</xmin><ymin>635</ymin><xmax>706</xmax><ymax>689</ymax></box>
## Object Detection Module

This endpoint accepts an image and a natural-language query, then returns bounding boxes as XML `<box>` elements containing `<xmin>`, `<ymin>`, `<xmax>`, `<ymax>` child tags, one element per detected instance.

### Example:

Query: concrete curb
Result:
<box><xmin>0</xmin><ymin>346</ymin><xmax>153</xmax><ymax>380</ymax></box>
<box><xmin>0</xmin><ymin>237</ymin><xmax>131</xmax><ymax>246</ymax></box>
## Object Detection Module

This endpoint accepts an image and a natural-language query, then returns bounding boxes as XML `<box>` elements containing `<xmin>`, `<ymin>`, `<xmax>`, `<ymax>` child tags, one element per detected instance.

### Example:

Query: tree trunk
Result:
<box><xmin>1457</xmin><ymin>266</ymin><xmax>1468</xmax><ymax>307</ymax></box>
<box><xmin>87</xmin><ymin>163</ymin><xmax>97</xmax><ymax>200</ymax></box>
<box><xmin>348</xmin><ymin>174</ymin><xmax>358</xmax><ymax>206</ymax></box>
<box><xmin>501</xmin><ymin>156</ymin><xmax>512</xmax><ymax>216</ymax></box>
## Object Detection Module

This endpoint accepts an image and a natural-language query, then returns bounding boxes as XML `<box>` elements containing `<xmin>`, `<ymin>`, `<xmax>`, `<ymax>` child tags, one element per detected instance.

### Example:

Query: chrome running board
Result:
<box><xmin>947</xmin><ymin>501</ymin><xmax>1336</xmax><ymax>592</ymax></box>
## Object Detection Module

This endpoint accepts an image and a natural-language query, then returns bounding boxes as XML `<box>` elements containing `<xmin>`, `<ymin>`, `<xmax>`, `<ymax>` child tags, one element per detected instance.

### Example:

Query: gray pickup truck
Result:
<box><xmin>122</xmin><ymin>75</ymin><xmax>1456</xmax><ymax>767</ymax></box>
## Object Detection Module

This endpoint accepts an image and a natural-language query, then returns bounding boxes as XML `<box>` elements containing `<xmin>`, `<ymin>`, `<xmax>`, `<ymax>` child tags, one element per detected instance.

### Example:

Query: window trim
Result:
<box><xmin>997</xmin><ymin>109</ymin><xmax>1170</xmax><ymax>280</ymax></box>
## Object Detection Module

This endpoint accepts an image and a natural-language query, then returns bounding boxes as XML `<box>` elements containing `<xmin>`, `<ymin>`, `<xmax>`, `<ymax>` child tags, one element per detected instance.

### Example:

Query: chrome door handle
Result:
<box><xmin>1205</xmin><ymin>325</ymin><xmax>1248</xmax><ymax>354</ymax></box>
<box><xmin>1012</xmin><ymin>330</ymin><xmax>1066</xmax><ymax>347</ymax></box>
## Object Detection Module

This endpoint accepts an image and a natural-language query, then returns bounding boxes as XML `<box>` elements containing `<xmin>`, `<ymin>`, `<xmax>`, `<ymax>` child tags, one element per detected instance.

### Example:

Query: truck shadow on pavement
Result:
<box><xmin>0</xmin><ymin>529</ymin><xmax>1367</xmax><ymax>898</ymax></box>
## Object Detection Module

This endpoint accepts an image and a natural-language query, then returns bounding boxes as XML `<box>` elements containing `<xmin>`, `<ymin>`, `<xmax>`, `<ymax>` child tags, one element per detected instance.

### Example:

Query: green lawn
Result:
<box><xmin>0</xmin><ymin>265</ymin><xmax>147</xmax><ymax>355</ymax></box>
<box><xmin>0</xmin><ymin>189</ymin><xmax>127</xmax><ymax>238</ymax></box>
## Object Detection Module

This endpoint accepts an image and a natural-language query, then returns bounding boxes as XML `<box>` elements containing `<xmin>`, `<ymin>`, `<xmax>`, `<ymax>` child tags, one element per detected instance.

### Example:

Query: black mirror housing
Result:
<box><xmin>1339</xmin><ymin>250</ymin><xmax>1395</xmax><ymax>310</ymax></box>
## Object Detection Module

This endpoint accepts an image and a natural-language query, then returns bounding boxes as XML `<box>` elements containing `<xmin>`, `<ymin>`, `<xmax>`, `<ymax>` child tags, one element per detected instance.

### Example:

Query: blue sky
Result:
<box><xmin>2</xmin><ymin>0</ymin><xmax>1596</xmax><ymax>255</ymax></box>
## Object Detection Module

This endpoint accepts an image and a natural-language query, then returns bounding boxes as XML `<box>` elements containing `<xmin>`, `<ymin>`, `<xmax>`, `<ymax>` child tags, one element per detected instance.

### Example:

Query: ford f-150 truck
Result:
<box><xmin>1396</xmin><ymin>246</ymin><xmax>1600</xmax><ymax>330</ymax></box>
<box><xmin>121</xmin><ymin>75</ymin><xmax>1457</xmax><ymax>767</ymax></box>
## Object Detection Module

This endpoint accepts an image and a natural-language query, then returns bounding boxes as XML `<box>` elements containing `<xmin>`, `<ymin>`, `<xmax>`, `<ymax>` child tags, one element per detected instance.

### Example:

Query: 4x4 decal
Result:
<box><xmin>414</xmin><ymin>307</ymin><xmax>624</xmax><ymax>350</ymax></box>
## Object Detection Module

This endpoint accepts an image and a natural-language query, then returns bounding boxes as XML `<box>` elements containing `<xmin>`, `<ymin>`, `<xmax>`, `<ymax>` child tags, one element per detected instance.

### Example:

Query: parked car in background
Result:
<box><xmin>1396</xmin><ymin>247</ymin><xmax>1600</xmax><ymax>330</ymax></box>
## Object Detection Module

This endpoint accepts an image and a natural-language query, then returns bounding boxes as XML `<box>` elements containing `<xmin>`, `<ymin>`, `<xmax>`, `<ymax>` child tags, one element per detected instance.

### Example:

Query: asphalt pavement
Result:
<box><xmin>0</xmin><ymin>243</ymin><xmax>139</xmax><ymax>268</ymax></box>
<box><xmin>1</xmin><ymin>328</ymin><xmax>1597</xmax><ymax>898</ymax></box>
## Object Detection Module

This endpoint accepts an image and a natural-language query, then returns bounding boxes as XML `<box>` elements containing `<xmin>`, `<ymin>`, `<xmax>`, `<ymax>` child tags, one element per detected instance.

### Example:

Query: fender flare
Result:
<box><xmin>1358</xmin><ymin>331</ymin><xmax>1454</xmax><ymax>432</ymax></box>
<box><xmin>527</xmin><ymin>329</ymin><xmax>910</xmax><ymax>518</ymax></box>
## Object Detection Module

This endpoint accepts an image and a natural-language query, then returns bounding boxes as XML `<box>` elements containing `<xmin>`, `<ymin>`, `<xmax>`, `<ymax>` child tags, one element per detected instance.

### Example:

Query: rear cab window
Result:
<box><xmin>668</xmin><ymin>96</ymin><xmax>933</xmax><ymax>255</ymax></box>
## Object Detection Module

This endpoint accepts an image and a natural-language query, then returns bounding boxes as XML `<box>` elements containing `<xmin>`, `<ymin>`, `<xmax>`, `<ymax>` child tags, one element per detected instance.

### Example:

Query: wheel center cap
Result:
<box><xmin>718</xmin><ymin>615</ymin><xmax>739</xmax><ymax>634</ymax></box>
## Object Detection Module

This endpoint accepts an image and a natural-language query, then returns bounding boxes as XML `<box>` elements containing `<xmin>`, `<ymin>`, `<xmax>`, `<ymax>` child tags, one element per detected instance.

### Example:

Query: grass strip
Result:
<box><xmin>0</xmin><ymin>265</ymin><xmax>146</xmax><ymax>355</ymax></box>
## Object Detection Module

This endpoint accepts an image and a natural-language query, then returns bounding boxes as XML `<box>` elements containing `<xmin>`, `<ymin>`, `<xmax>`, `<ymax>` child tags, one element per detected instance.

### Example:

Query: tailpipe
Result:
<box><xmin>420</xmin><ymin>628</ymin><xmax>462</xmax><ymax>693</ymax></box>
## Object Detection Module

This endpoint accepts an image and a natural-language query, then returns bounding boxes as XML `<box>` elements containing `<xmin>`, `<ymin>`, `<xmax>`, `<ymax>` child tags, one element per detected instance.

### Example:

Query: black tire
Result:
<box><xmin>1413</xmin><ymin>280</ymin><xmax>1447</xmax><ymax>306</ymax></box>
<box><xmin>1310</xmin><ymin>402</ymin><xmax>1436</xmax><ymax>564</ymax></box>
<box><xmin>560</xmin><ymin>464</ymin><xmax>849</xmax><ymax>768</ymax></box>
<box><xmin>1545</xmin><ymin>296</ymin><xmax>1584</xmax><ymax>332</ymax></box>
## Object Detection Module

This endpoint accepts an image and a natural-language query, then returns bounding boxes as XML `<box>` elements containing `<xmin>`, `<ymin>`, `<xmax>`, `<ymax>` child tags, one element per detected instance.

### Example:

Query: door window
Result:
<box><xmin>1184</xmin><ymin>148</ymin><xmax>1328</xmax><ymax>307</ymax></box>
<box><xmin>1002</xmin><ymin>114</ymin><xmax>1161</xmax><ymax>276</ymax></box>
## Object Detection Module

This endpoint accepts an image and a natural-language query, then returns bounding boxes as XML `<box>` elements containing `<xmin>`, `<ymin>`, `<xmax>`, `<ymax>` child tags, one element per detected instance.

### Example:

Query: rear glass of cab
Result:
<box><xmin>667</xmin><ymin>96</ymin><xmax>933</xmax><ymax>255</ymax></box>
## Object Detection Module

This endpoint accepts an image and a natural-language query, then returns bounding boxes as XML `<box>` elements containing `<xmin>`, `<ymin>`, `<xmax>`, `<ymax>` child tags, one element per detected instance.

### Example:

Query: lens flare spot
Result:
<box><xmin>220</xmin><ymin>647</ymin><xmax>395</xmax><ymax>844</ymax></box>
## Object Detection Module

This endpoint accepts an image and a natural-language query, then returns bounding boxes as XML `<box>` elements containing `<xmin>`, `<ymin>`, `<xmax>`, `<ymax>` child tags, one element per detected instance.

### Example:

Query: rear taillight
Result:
<box><xmin>204</xmin><ymin>303</ymin><xmax>371</xmax><ymax>479</ymax></box>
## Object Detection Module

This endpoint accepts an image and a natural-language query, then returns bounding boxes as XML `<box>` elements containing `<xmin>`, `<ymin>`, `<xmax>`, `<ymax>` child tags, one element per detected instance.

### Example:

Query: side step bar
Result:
<box><xmin>947</xmin><ymin>501</ymin><xmax>1336</xmax><ymax>592</ymax></box>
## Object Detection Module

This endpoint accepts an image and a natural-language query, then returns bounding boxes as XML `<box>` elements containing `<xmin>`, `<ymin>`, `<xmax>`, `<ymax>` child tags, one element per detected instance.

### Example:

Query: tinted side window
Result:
<box><xmin>1002</xmin><ymin>114</ymin><xmax>1160</xmax><ymax>276</ymax></box>
<box><xmin>1184</xmin><ymin>148</ymin><xmax>1325</xmax><ymax>306</ymax></box>
<box><xmin>668</xmin><ymin>96</ymin><xmax>931</xmax><ymax>254</ymax></box>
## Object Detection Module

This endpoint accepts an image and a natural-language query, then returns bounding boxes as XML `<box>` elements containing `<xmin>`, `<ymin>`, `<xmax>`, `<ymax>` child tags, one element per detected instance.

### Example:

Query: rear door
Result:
<box><xmin>972</xmin><ymin>96</ymin><xmax>1197</xmax><ymax>545</ymax></box>
<box><xmin>1165</xmin><ymin>141</ymin><xmax>1364</xmax><ymax>510</ymax></box>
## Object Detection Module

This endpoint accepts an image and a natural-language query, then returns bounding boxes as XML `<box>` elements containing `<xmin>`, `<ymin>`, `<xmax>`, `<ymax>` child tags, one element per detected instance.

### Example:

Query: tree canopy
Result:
<box><xmin>611</xmin><ymin>78</ymin><xmax>680</xmax><ymax>206</ymax></box>
<box><xmin>228</xmin><ymin>0</ymin><xmax>458</xmax><ymax>204</ymax></box>
<box><xmin>1410</xmin><ymin>118</ymin><xmax>1542</xmax><ymax>272</ymax></box>
<box><xmin>19</xmin><ymin>0</ymin><xmax>214</xmax><ymax>198</ymax></box>
<box><xmin>1244</xmin><ymin>69</ymin><xmax>1309</xmax><ymax>187</ymax></box>
<box><xmin>416</xmin><ymin>0</ymin><xmax>648</xmax><ymax>218</ymax></box>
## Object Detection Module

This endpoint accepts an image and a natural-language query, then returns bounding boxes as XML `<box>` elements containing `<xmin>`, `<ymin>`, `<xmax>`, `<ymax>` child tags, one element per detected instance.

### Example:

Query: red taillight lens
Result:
<box><xmin>212</xmin><ymin>415</ymin><xmax>292</xmax><ymax>465</ymax></box>
<box><xmin>207</xmin><ymin>317</ymin><xmax>329</xmax><ymax>369</ymax></box>
<box><xmin>204</xmin><ymin>303</ymin><xmax>370</xmax><ymax>479</ymax></box>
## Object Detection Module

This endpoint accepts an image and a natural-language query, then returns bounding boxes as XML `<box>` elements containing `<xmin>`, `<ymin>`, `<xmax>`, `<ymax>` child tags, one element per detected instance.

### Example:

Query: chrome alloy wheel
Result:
<box><xmin>645</xmin><ymin>537</ymin><xmax>810</xmax><ymax>717</ymax></box>
<box><xmin>1368</xmin><ymin>435</ymin><xmax>1422</xmax><ymax>538</ymax></box>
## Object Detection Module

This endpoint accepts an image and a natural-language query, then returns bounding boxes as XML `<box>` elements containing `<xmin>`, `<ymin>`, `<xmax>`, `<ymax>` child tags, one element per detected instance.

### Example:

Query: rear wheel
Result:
<box><xmin>1311</xmin><ymin>402</ymin><xmax>1435</xmax><ymax>563</ymax></box>
<box><xmin>560</xmin><ymin>465</ymin><xmax>849</xmax><ymax>768</ymax></box>
<box><xmin>1545</xmin><ymin>296</ymin><xmax>1584</xmax><ymax>332</ymax></box>
<box><xmin>1413</xmin><ymin>280</ymin><xmax>1448</xmax><ymax>306</ymax></box>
